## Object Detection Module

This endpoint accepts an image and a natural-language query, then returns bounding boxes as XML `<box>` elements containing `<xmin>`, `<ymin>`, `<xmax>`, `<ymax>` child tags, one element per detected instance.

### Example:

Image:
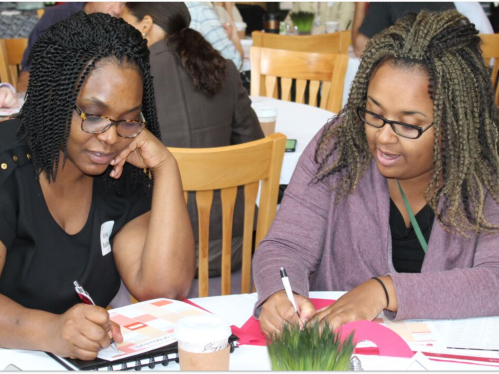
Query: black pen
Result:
<box><xmin>73</xmin><ymin>281</ymin><xmax>119</xmax><ymax>352</ymax></box>
<box><xmin>280</xmin><ymin>267</ymin><xmax>300</xmax><ymax>317</ymax></box>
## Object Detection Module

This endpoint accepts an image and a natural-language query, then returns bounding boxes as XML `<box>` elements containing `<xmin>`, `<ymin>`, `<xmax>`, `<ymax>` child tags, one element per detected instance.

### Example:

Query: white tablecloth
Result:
<box><xmin>3</xmin><ymin>291</ymin><xmax>497</xmax><ymax>371</ymax></box>
<box><xmin>250</xmin><ymin>96</ymin><xmax>335</xmax><ymax>185</ymax></box>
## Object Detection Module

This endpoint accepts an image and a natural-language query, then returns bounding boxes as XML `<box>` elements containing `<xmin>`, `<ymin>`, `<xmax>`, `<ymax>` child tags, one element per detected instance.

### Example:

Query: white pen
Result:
<box><xmin>280</xmin><ymin>267</ymin><xmax>300</xmax><ymax>317</ymax></box>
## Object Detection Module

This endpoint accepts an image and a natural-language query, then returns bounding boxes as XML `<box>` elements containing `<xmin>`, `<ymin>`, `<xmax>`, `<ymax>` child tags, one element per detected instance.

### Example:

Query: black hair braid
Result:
<box><xmin>18</xmin><ymin>11</ymin><xmax>161</xmax><ymax>194</ymax></box>
<box><xmin>315</xmin><ymin>10</ymin><xmax>499</xmax><ymax>235</ymax></box>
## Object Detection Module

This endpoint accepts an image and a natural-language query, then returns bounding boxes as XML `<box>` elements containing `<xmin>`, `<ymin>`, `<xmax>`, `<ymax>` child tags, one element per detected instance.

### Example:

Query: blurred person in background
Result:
<box><xmin>17</xmin><ymin>2</ymin><xmax>125</xmax><ymax>92</ymax></box>
<box><xmin>212</xmin><ymin>2</ymin><xmax>245</xmax><ymax>58</ymax></box>
<box><xmin>185</xmin><ymin>2</ymin><xmax>242</xmax><ymax>70</ymax></box>
<box><xmin>353</xmin><ymin>2</ymin><xmax>455</xmax><ymax>57</ymax></box>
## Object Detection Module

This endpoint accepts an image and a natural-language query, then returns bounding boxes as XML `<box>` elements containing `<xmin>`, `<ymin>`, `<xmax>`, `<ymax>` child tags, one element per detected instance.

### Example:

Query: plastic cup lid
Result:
<box><xmin>254</xmin><ymin>107</ymin><xmax>277</xmax><ymax>118</ymax></box>
<box><xmin>175</xmin><ymin>315</ymin><xmax>231</xmax><ymax>344</ymax></box>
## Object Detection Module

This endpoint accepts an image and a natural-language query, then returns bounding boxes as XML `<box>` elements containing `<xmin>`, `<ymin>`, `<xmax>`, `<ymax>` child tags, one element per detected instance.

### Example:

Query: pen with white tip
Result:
<box><xmin>280</xmin><ymin>267</ymin><xmax>300</xmax><ymax>317</ymax></box>
<box><xmin>74</xmin><ymin>281</ymin><xmax>119</xmax><ymax>352</ymax></box>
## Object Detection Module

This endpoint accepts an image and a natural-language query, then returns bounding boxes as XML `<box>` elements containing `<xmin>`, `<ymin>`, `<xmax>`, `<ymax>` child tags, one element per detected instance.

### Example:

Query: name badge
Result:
<box><xmin>100</xmin><ymin>221</ymin><xmax>115</xmax><ymax>256</ymax></box>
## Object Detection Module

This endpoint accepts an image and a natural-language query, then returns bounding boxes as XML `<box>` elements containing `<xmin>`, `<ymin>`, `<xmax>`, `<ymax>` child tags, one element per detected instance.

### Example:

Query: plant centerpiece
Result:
<box><xmin>290</xmin><ymin>11</ymin><xmax>315</xmax><ymax>35</ymax></box>
<box><xmin>266</xmin><ymin>322</ymin><xmax>356</xmax><ymax>371</ymax></box>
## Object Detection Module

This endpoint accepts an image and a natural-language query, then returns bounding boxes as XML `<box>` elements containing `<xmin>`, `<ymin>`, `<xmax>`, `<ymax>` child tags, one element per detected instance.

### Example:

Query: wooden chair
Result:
<box><xmin>169</xmin><ymin>133</ymin><xmax>286</xmax><ymax>297</ymax></box>
<box><xmin>251</xmin><ymin>30</ymin><xmax>351</xmax><ymax>54</ymax></box>
<box><xmin>250</xmin><ymin>46</ymin><xmax>349</xmax><ymax>113</ymax></box>
<box><xmin>37</xmin><ymin>8</ymin><xmax>45</xmax><ymax>19</ymax></box>
<box><xmin>479</xmin><ymin>33</ymin><xmax>499</xmax><ymax>106</ymax></box>
<box><xmin>0</xmin><ymin>38</ymin><xmax>28</xmax><ymax>90</ymax></box>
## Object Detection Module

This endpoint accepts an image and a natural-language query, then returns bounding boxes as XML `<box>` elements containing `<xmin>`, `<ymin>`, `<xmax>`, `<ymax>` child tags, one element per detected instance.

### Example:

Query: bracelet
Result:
<box><xmin>0</xmin><ymin>82</ymin><xmax>15</xmax><ymax>94</ymax></box>
<box><xmin>371</xmin><ymin>277</ymin><xmax>389</xmax><ymax>309</ymax></box>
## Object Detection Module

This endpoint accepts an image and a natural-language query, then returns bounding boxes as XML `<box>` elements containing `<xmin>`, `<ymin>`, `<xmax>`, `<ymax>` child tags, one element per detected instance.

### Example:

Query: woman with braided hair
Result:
<box><xmin>253</xmin><ymin>9</ymin><xmax>499</xmax><ymax>338</ymax></box>
<box><xmin>0</xmin><ymin>12</ymin><xmax>195</xmax><ymax>359</ymax></box>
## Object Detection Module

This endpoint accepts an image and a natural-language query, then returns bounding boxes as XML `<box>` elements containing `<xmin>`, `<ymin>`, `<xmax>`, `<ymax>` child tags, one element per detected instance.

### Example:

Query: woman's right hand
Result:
<box><xmin>258</xmin><ymin>290</ymin><xmax>316</xmax><ymax>339</ymax></box>
<box><xmin>47</xmin><ymin>304</ymin><xmax>120</xmax><ymax>360</ymax></box>
<box><xmin>0</xmin><ymin>87</ymin><xmax>18</xmax><ymax>108</ymax></box>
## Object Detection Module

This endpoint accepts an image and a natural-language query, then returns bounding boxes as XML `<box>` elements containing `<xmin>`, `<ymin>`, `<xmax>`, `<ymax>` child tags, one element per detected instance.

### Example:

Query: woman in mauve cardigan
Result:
<box><xmin>253</xmin><ymin>10</ymin><xmax>499</xmax><ymax>338</ymax></box>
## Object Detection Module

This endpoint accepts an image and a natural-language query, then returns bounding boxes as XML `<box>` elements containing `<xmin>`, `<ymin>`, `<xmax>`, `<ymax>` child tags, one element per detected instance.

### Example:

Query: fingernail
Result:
<box><xmin>110</xmin><ymin>170</ymin><xmax>115</xmax><ymax>177</ymax></box>
<box><xmin>110</xmin><ymin>159</ymin><xmax>115</xmax><ymax>165</ymax></box>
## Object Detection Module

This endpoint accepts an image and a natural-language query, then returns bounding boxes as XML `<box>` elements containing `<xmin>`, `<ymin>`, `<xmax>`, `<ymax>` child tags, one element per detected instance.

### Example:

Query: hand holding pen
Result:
<box><xmin>74</xmin><ymin>281</ymin><xmax>120</xmax><ymax>352</ymax></box>
<box><xmin>46</xmin><ymin>290</ymin><xmax>123</xmax><ymax>360</ymax></box>
<box><xmin>257</xmin><ymin>268</ymin><xmax>316</xmax><ymax>339</ymax></box>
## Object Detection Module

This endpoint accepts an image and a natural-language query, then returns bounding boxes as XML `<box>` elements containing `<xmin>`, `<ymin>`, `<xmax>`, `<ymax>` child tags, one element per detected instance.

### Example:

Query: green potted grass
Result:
<box><xmin>290</xmin><ymin>11</ymin><xmax>316</xmax><ymax>35</ymax></box>
<box><xmin>266</xmin><ymin>322</ymin><xmax>356</xmax><ymax>371</ymax></box>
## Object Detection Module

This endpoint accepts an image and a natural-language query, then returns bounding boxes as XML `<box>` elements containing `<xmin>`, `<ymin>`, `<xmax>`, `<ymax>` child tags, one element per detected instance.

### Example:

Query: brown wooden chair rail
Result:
<box><xmin>0</xmin><ymin>38</ymin><xmax>28</xmax><ymax>90</ymax></box>
<box><xmin>250</xmin><ymin>46</ymin><xmax>349</xmax><ymax>114</ymax></box>
<box><xmin>168</xmin><ymin>133</ymin><xmax>286</xmax><ymax>297</ymax></box>
<box><xmin>251</xmin><ymin>30</ymin><xmax>351</xmax><ymax>54</ymax></box>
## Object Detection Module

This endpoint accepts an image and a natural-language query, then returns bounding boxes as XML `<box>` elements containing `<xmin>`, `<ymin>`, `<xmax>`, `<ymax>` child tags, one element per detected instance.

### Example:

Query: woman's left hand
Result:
<box><xmin>0</xmin><ymin>87</ymin><xmax>18</xmax><ymax>108</ymax></box>
<box><xmin>109</xmin><ymin>129</ymin><xmax>172</xmax><ymax>179</ymax></box>
<box><xmin>311</xmin><ymin>277</ymin><xmax>395</xmax><ymax>329</ymax></box>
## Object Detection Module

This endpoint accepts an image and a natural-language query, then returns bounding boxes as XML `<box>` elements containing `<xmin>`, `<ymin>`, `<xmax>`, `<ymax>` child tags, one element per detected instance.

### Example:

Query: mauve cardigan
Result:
<box><xmin>253</xmin><ymin>129</ymin><xmax>499</xmax><ymax>320</ymax></box>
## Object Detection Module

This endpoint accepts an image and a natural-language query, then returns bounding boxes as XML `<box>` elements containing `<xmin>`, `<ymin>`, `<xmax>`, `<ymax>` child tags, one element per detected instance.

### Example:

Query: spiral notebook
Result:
<box><xmin>46</xmin><ymin>298</ymin><xmax>239</xmax><ymax>371</ymax></box>
<box><xmin>47</xmin><ymin>339</ymin><xmax>238</xmax><ymax>371</ymax></box>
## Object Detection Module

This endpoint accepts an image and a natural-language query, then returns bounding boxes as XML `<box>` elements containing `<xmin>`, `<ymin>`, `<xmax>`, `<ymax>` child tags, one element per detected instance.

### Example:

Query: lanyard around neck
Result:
<box><xmin>396</xmin><ymin>179</ymin><xmax>428</xmax><ymax>253</ymax></box>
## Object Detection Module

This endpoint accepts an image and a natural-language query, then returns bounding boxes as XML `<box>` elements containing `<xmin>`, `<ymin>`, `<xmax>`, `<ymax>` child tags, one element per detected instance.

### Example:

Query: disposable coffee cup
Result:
<box><xmin>254</xmin><ymin>107</ymin><xmax>277</xmax><ymax>136</ymax></box>
<box><xmin>175</xmin><ymin>315</ymin><xmax>232</xmax><ymax>371</ymax></box>
<box><xmin>325</xmin><ymin>21</ymin><xmax>339</xmax><ymax>34</ymax></box>
<box><xmin>235</xmin><ymin>21</ymin><xmax>247</xmax><ymax>39</ymax></box>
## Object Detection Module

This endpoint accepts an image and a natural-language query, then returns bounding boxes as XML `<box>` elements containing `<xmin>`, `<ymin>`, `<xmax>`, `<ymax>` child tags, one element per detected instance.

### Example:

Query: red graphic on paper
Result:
<box><xmin>124</xmin><ymin>321</ymin><xmax>148</xmax><ymax>331</ymax></box>
<box><xmin>152</xmin><ymin>299</ymin><xmax>172</xmax><ymax>307</ymax></box>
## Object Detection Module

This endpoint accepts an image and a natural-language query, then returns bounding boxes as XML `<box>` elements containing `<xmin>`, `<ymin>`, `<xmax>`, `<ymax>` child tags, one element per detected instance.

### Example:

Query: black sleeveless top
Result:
<box><xmin>390</xmin><ymin>198</ymin><xmax>435</xmax><ymax>273</ymax></box>
<box><xmin>0</xmin><ymin>119</ymin><xmax>152</xmax><ymax>314</ymax></box>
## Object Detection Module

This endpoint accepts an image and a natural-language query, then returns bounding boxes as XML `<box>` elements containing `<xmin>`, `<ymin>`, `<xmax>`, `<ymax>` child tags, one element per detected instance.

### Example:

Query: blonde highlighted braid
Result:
<box><xmin>315</xmin><ymin>10</ymin><xmax>499</xmax><ymax>236</ymax></box>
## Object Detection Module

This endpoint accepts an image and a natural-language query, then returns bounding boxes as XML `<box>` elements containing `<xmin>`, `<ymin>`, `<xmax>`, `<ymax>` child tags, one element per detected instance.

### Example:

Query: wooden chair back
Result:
<box><xmin>0</xmin><ymin>38</ymin><xmax>28</xmax><ymax>90</ymax></box>
<box><xmin>250</xmin><ymin>46</ymin><xmax>349</xmax><ymax>113</ymax></box>
<box><xmin>479</xmin><ymin>33</ymin><xmax>499</xmax><ymax>106</ymax></box>
<box><xmin>168</xmin><ymin>133</ymin><xmax>286</xmax><ymax>297</ymax></box>
<box><xmin>251</xmin><ymin>30</ymin><xmax>350</xmax><ymax>54</ymax></box>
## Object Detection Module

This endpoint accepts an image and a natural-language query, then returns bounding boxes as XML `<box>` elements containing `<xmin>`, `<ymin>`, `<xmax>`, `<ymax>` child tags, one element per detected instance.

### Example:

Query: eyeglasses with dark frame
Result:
<box><xmin>356</xmin><ymin>106</ymin><xmax>434</xmax><ymax>139</ymax></box>
<box><xmin>74</xmin><ymin>105</ymin><xmax>146</xmax><ymax>138</ymax></box>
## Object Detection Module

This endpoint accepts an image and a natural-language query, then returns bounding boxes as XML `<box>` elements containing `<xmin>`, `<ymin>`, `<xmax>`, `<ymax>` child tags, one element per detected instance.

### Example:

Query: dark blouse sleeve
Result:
<box><xmin>120</xmin><ymin>165</ymin><xmax>153</xmax><ymax>226</ymax></box>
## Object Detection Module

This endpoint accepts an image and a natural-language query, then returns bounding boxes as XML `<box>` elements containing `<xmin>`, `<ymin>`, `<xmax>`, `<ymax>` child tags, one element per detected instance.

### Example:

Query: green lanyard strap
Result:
<box><xmin>396</xmin><ymin>179</ymin><xmax>428</xmax><ymax>253</ymax></box>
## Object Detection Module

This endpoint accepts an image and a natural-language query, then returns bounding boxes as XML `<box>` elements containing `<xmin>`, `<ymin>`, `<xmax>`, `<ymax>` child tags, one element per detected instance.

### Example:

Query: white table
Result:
<box><xmin>250</xmin><ymin>96</ymin><xmax>335</xmax><ymax>185</ymax></box>
<box><xmin>2</xmin><ymin>291</ymin><xmax>498</xmax><ymax>371</ymax></box>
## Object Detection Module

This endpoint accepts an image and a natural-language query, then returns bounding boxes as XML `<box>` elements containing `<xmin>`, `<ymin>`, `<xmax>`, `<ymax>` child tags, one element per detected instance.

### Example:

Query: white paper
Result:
<box><xmin>432</xmin><ymin>316</ymin><xmax>499</xmax><ymax>351</ymax></box>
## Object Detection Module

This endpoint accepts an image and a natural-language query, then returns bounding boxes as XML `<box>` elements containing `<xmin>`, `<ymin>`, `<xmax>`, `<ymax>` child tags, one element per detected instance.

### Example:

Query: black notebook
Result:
<box><xmin>46</xmin><ymin>298</ymin><xmax>239</xmax><ymax>371</ymax></box>
<box><xmin>47</xmin><ymin>336</ymin><xmax>239</xmax><ymax>371</ymax></box>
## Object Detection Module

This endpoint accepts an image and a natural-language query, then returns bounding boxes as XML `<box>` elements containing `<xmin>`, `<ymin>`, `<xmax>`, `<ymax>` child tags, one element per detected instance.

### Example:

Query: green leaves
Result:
<box><xmin>267</xmin><ymin>322</ymin><xmax>356</xmax><ymax>371</ymax></box>
<box><xmin>290</xmin><ymin>11</ymin><xmax>316</xmax><ymax>33</ymax></box>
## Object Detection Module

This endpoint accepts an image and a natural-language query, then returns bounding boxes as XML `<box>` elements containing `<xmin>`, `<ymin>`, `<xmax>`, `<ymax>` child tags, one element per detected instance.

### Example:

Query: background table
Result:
<box><xmin>250</xmin><ymin>96</ymin><xmax>335</xmax><ymax>185</ymax></box>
